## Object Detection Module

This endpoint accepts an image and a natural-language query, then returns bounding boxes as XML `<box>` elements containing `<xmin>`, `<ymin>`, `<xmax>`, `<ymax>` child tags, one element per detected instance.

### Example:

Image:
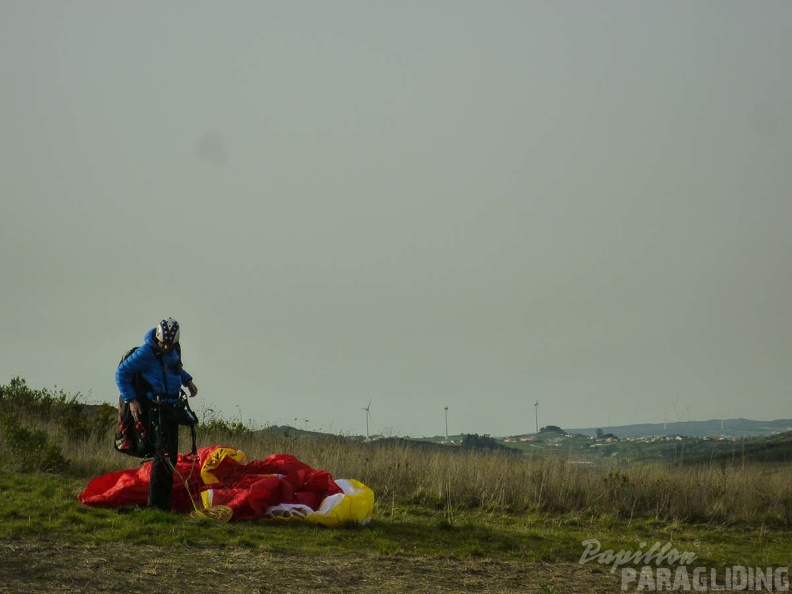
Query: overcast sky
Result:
<box><xmin>2</xmin><ymin>1</ymin><xmax>790</xmax><ymax>438</ymax></box>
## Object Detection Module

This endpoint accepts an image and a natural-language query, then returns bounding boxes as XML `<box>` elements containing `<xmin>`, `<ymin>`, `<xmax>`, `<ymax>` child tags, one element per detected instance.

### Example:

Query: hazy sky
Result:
<box><xmin>2</xmin><ymin>1</ymin><xmax>790</xmax><ymax>438</ymax></box>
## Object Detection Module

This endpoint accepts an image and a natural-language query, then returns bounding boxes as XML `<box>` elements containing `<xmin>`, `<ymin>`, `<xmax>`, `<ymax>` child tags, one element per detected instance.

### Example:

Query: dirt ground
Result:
<box><xmin>0</xmin><ymin>540</ymin><xmax>621</xmax><ymax>593</ymax></box>
<box><xmin>0</xmin><ymin>540</ymin><xmax>765</xmax><ymax>594</ymax></box>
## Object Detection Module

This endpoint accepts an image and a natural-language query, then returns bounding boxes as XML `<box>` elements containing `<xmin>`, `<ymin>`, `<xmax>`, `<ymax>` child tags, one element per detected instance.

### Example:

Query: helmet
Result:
<box><xmin>155</xmin><ymin>318</ymin><xmax>180</xmax><ymax>345</ymax></box>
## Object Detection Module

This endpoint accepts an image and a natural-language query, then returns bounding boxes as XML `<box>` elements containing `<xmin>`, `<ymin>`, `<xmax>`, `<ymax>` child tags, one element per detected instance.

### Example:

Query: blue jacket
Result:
<box><xmin>116</xmin><ymin>328</ymin><xmax>193</xmax><ymax>404</ymax></box>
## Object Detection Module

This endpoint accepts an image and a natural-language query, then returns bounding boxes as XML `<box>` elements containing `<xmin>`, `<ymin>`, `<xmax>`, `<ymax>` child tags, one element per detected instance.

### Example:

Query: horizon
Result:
<box><xmin>180</xmin><ymin>415</ymin><xmax>792</xmax><ymax>438</ymax></box>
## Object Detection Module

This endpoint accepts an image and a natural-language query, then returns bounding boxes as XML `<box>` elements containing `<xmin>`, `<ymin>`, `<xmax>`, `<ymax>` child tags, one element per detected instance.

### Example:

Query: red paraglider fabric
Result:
<box><xmin>78</xmin><ymin>446</ymin><xmax>343</xmax><ymax>519</ymax></box>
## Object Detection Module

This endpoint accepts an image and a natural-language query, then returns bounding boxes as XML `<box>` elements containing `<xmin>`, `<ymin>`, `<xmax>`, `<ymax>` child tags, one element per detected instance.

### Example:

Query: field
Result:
<box><xmin>1</xmin><ymin>378</ymin><xmax>791</xmax><ymax>593</ymax></box>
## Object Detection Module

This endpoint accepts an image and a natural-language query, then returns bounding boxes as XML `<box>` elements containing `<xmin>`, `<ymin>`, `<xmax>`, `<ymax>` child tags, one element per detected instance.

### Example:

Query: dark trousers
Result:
<box><xmin>147</xmin><ymin>405</ymin><xmax>180</xmax><ymax>510</ymax></box>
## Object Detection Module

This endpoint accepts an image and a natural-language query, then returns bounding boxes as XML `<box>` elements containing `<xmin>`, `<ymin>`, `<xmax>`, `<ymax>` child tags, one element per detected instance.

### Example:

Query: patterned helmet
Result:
<box><xmin>155</xmin><ymin>318</ymin><xmax>180</xmax><ymax>346</ymax></box>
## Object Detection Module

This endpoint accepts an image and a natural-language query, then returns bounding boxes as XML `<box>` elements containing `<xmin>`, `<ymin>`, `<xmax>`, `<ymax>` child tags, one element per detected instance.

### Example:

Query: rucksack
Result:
<box><xmin>114</xmin><ymin>344</ymin><xmax>198</xmax><ymax>458</ymax></box>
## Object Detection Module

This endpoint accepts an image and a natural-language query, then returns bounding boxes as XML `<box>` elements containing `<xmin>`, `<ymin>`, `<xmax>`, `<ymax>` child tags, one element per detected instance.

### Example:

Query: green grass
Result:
<box><xmin>0</xmin><ymin>471</ymin><xmax>788</xmax><ymax>571</ymax></box>
<box><xmin>2</xmin><ymin>375</ymin><xmax>792</xmax><ymax>589</ymax></box>
<box><xmin>4</xmin><ymin>376</ymin><xmax>792</xmax><ymax>529</ymax></box>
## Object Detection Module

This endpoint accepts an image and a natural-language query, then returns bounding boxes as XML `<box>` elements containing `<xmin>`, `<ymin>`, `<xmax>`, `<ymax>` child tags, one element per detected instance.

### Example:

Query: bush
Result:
<box><xmin>58</xmin><ymin>403</ymin><xmax>117</xmax><ymax>441</ymax></box>
<box><xmin>0</xmin><ymin>413</ymin><xmax>69</xmax><ymax>473</ymax></box>
<box><xmin>0</xmin><ymin>376</ymin><xmax>81</xmax><ymax>420</ymax></box>
<box><xmin>198</xmin><ymin>406</ymin><xmax>253</xmax><ymax>440</ymax></box>
<box><xmin>461</xmin><ymin>433</ymin><xmax>511</xmax><ymax>451</ymax></box>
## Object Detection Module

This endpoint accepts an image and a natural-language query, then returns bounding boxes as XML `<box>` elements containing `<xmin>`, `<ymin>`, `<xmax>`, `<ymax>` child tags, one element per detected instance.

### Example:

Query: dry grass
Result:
<box><xmin>36</xmin><ymin>422</ymin><xmax>792</xmax><ymax>528</ymax></box>
<box><xmin>0</xmin><ymin>540</ymin><xmax>626</xmax><ymax>594</ymax></box>
<box><xmin>3</xmin><ymin>380</ymin><xmax>790</xmax><ymax>594</ymax></box>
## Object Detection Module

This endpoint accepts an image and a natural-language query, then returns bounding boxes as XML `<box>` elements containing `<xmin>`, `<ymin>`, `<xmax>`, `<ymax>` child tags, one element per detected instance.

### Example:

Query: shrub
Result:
<box><xmin>0</xmin><ymin>413</ymin><xmax>69</xmax><ymax>473</ymax></box>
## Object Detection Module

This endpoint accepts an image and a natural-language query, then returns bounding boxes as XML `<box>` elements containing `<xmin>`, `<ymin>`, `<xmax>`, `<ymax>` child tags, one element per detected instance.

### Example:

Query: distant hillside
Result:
<box><xmin>567</xmin><ymin>418</ymin><xmax>792</xmax><ymax>439</ymax></box>
<box><xmin>253</xmin><ymin>424</ymin><xmax>344</xmax><ymax>441</ymax></box>
<box><xmin>680</xmin><ymin>431</ymin><xmax>792</xmax><ymax>465</ymax></box>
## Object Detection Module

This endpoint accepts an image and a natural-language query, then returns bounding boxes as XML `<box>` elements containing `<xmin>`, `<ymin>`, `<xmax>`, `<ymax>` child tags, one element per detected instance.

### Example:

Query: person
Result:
<box><xmin>115</xmin><ymin>318</ymin><xmax>198</xmax><ymax>510</ymax></box>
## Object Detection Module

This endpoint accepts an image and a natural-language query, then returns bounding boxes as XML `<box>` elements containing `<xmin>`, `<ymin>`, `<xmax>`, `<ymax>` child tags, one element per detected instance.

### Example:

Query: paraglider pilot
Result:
<box><xmin>116</xmin><ymin>318</ymin><xmax>198</xmax><ymax>510</ymax></box>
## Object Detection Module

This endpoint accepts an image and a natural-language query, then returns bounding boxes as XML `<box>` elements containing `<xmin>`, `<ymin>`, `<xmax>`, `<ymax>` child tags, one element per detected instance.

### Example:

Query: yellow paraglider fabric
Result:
<box><xmin>199</xmin><ymin>447</ymin><xmax>248</xmax><ymax>485</ymax></box>
<box><xmin>304</xmin><ymin>479</ymin><xmax>375</xmax><ymax>527</ymax></box>
<box><xmin>262</xmin><ymin>478</ymin><xmax>376</xmax><ymax>527</ymax></box>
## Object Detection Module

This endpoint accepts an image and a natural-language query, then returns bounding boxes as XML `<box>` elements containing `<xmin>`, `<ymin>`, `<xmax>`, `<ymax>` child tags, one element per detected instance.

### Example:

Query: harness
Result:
<box><xmin>150</xmin><ymin>347</ymin><xmax>198</xmax><ymax>457</ymax></box>
<box><xmin>115</xmin><ymin>344</ymin><xmax>198</xmax><ymax>458</ymax></box>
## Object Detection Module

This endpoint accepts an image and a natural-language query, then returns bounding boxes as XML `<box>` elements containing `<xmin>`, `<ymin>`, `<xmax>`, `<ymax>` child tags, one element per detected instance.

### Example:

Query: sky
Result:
<box><xmin>1</xmin><ymin>1</ymin><xmax>791</xmax><ymax>438</ymax></box>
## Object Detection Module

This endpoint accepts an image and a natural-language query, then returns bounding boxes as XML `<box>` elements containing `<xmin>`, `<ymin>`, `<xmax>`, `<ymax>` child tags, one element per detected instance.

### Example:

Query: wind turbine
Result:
<box><xmin>362</xmin><ymin>399</ymin><xmax>372</xmax><ymax>439</ymax></box>
<box><xmin>444</xmin><ymin>406</ymin><xmax>449</xmax><ymax>441</ymax></box>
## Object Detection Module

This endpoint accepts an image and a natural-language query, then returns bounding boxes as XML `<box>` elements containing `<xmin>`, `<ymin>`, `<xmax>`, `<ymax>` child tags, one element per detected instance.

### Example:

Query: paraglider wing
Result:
<box><xmin>78</xmin><ymin>446</ymin><xmax>375</xmax><ymax>525</ymax></box>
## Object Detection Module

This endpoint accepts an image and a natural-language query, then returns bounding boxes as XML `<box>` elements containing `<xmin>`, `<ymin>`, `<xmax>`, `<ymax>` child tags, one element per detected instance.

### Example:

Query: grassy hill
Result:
<box><xmin>567</xmin><ymin>417</ymin><xmax>792</xmax><ymax>438</ymax></box>
<box><xmin>495</xmin><ymin>423</ymin><xmax>792</xmax><ymax>465</ymax></box>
